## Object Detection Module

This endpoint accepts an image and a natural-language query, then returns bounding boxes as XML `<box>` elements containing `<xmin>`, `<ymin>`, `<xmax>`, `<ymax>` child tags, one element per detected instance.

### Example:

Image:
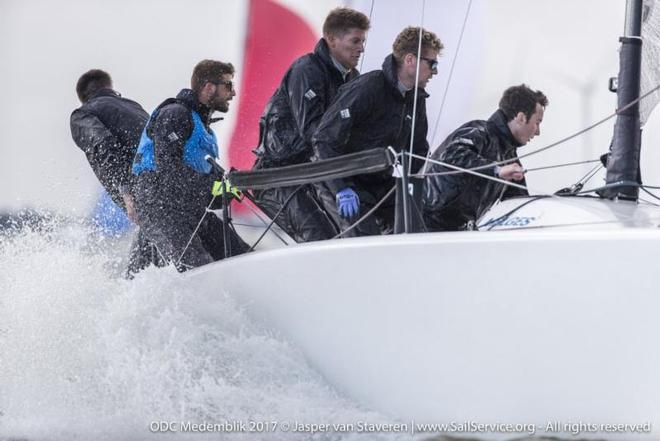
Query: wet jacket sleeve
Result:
<box><xmin>501</xmin><ymin>155</ymin><xmax>530</xmax><ymax>198</ymax></box>
<box><xmin>440</xmin><ymin>128</ymin><xmax>497</xmax><ymax>176</ymax></box>
<box><xmin>151</xmin><ymin>104</ymin><xmax>193</xmax><ymax>176</ymax></box>
<box><xmin>312</xmin><ymin>83</ymin><xmax>374</xmax><ymax>194</ymax></box>
<box><xmin>287</xmin><ymin>63</ymin><xmax>330</xmax><ymax>147</ymax></box>
<box><xmin>423</xmin><ymin>128</ymin><xmax>494</xmax><ymax>213</ymax></box>
<box><xmin>70</xmin><ymin>108</ymin><xmax>129</xmax><ymax>195</ymax></box>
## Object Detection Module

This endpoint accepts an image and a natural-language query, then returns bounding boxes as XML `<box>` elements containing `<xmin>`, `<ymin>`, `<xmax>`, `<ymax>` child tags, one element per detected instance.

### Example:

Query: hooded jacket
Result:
<box><xmin>70</xmin><ymin>88</ymin><xmax>148</xmax><ymax>208</ymax></box>
<box><xmin>133</xmin><ymin>89</ymin><xmax>219</xmax><ymax>219</ymax></box>
<box><xmin>253</xmin><ymin>38</ymin><xmax>358</xmax><ymax>168</ymax></box>
<box><xmin>312</xmin><ymin>54</ymin><xmax>430</xmax><ymax>195</ymax></box>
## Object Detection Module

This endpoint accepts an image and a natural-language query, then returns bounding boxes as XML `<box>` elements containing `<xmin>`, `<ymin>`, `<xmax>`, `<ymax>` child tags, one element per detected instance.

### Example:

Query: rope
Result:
<box><xmin>358</xmin><ymin>0</ymin><xmax>376</xmax><ymax>73</ymax></box>
<box><xmin>427</xmin><ymin>0</ymin><xmax>473</xmax><ymax>153</ymax></box>
<box><xmin>407</xmin><ymin>3</ymin><xmax>426</xmax><ymax>175</ymax></box>
<box><xmin>175</xmin><ymin>195</ymin><xmax>218</xmax><ymax>267</ymax></box>
<box><xmin>414</xmin><ymin>158</ymin><xmax>602</xmax><ymax>178</ymax></box>
<box><xmin>641</xmin><ymin>187</ymin><xmax>660</xmax><ymax>203</ymax></box>
<box><xmin>478</xmin><ymin>196</ymin><xmax>549</xmax><ymax>230</ymax></box>
<box><xmin>408</xmin><ymin>152</ymin><xmax>535</xmax><ymax>193</ymax></box>
<box><xmin>516</xmin><ymin>83</ymin><xmax>660</xmax><ymax>162</ymax></box>
<box><xmin>576</xmin><ymin>163</ymin><xmax>604</xmax><ymax>187</ymax></box>
<box><xmin>333</xmin><ymin>185</ymin><xmax>396</xmax><ymax>239</ymax></box>
<box><xmin>247</xmin><ymin>185</ymin><xmax>303</xmax><ymax>252</ymax></box>
<box><xmin>241</xmin><ymin>199</ymin><xmax>290</xmax><ymax>245</ymax></box>
<box><xmin>525</xmin><ymin>158</ymin><xmax>601</xmax><ymax>172</ymax></box>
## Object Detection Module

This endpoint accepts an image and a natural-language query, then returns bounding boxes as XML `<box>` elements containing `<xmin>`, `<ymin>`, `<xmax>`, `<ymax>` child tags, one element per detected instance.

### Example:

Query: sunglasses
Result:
<box><xmin>419</xmin><ymin>57</ymin><xmax>439</xmax><ymax>71</ymax></box>
<box><xmin>211</xmin><ymin>80</ymin><xmax>234</xmax><ymax>92</ymax></box>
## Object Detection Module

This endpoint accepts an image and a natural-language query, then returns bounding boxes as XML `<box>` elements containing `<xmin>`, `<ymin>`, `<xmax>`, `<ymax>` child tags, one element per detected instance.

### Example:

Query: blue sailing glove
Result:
<box><xmin>336</xmin><ymin>187</ymin><xmax>360</xmax><ymax>219</ymax></box>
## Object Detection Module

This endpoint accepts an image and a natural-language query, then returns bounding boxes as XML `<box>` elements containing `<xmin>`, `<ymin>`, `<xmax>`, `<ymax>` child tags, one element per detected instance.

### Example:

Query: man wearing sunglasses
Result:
<box><xmin>132</xmin><ymin>60</ymin><xmax>247</xmax><ymax>271</ymax></box>
<box><xmin>252</xmin><ymin>7</ymin><xmax>370</xmax><ymax>243</ymax></box>
<box><xmin>312</xmin><ymin>27</ymin><xmax>442</xmax><ymax>236</ymax></box>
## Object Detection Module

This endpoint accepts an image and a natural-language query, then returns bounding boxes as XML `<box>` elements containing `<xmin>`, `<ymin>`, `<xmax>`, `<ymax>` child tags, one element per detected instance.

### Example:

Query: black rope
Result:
<box><xmin>525</xmin><ymin>158</ymin><xmax>601</xmax><ymax>172</ymax></box>
<box><xmin>333</xmin><ymin>185</ymin><xmax>396</xmax><ymax>239</ymax></box>
<box><xmin>247</xmin><ymin>185</ymin><xmax>303</xmax><ymax>252</ymax></box>
<box><xmin>641</xmin><ymin>187</ymin><xmax>660</xmax><ymax>203</ymax></box>
<box><xmin>478</xmin><ymin>196</ymin><xmax>550</xmax><ymax>231</ymax></box>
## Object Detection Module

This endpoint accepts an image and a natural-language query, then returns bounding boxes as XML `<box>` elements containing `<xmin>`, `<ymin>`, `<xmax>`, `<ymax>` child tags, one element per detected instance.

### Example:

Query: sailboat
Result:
<box><xmin>187</xmin><ymin>0</ymin><xmax>660</xmax><ymax>437</ymax></box>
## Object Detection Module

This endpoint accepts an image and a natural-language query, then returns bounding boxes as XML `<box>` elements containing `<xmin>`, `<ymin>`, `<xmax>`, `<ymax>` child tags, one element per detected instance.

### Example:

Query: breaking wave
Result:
<box><xmin>0</xmin><ymin>215</ymin><xmax>406</xmax><ymax>441</ymax></box>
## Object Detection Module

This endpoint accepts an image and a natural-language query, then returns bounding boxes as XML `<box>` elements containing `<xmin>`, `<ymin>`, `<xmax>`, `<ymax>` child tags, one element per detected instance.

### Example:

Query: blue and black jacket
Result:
<box><xmin>132</xmin><ymin>89</ymin><xmax>220</xmax><ymax>218</ymax></box>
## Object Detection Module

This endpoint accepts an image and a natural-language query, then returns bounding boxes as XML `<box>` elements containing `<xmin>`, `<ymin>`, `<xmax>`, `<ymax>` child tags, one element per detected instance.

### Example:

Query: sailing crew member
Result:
<box><xmin>312</xmin><ymin>26</ymin><xmax>443</xmax><ymax>236</ymax></box>
<box><xmin>132</xmin><ymin>60</ymin><xmax>248</xmax><ymax>271</ymax></box>
<box><xmin>252</xmin><ymin>7</ymin><xmax>370</xmax><ymax>242</ymax></box>
<box><xmin>422</xmin><ymin>84</ymin><xmax>547</xmax><ymax>231</ymax></box>
<box><xmin>70</xmin><ymin>69</ymin><xmax>159</xmax><ymax>276</ymax></box>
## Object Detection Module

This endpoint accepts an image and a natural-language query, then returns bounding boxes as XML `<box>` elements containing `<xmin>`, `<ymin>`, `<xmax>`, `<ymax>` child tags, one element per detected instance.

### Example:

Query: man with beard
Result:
<box><xmin>422</xmin><ymin>84</ymin><xmax>547</xmax><ymax>231</ymax></box>
<box><xmin>70</xmin><ymin>69</ymin><xmax>160</xmax><ymax>276</ymax></box>
<box><xmin>132</xmin><ymin>60</ymin><xmax>247</xmax><ymax>271</ymax></box>
<box><xmin>252</xmin><ymin>7</ymin><xmax>370</xmax><ymax>242</ymax></box>
<box><xmin>312</xmin><ymin>26</ymin><xmax>442</xmax><ymax>236</ymax></box>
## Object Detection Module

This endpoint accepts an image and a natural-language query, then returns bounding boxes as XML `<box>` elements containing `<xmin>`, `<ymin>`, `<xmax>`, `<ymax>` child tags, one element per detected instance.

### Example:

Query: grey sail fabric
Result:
<box><xmin>641</xmin><ymin>0</ymin><xmax>660</xmax><ymax>125</ymax></box>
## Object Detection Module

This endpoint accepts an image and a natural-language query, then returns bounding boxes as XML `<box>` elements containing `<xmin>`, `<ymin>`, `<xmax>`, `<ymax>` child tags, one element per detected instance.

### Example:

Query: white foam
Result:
<box><xmin>0</xmin><ymin>219</ymin><xmax>409</xmax><ymax>440</ymax></box>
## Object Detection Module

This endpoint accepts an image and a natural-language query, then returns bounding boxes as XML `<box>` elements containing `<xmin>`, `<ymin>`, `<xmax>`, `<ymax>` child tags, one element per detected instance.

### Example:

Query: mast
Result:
<box><xmin>603</xmin><ymin>0</ymin><xmax>643</xmax><ymax>200</ymax></box>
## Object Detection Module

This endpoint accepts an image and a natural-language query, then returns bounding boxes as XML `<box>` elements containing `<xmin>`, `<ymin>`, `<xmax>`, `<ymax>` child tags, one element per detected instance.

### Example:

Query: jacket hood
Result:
<box><xmin>315</xmin><ymin>38</ymin><xmax>359</xmax><ymax>81</ymax></box>
<box><xmin>176</xmin><ymin>88</ymin><xmax>213</xmax><ymax>124</ymax></box>
<box><xmin>488</xmin><ymin>109</ymin><xmax>523</xmax><ymax>150</ymax></box>
<box><xmin>381</xmin><ymin>54</ymin><xmax>430</xmax><ymax>101</ymax></box>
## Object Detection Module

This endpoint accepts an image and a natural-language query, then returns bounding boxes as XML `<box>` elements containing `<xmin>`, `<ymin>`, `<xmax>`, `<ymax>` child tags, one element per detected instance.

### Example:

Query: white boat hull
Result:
<box><xmin>189</xmin><ymin>198</ymin><xmax>660</xmax><ymax>437</ymax></box>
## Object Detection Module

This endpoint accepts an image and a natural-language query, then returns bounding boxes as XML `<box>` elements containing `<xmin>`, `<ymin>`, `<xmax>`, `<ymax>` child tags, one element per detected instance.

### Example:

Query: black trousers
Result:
<box><xmin>253</xmin><ymin>184</ymin><xmax>338</xmax><ymax>243</ymax></box>
<box><xmin>314</xmin><ymin>182</ymin><xmax>395</xmax><ymax>237</ymax></box>
<box><xmin>137</xmin><ymin>204</ymin><xmax>248</xmax><ymax>272</ymax></box>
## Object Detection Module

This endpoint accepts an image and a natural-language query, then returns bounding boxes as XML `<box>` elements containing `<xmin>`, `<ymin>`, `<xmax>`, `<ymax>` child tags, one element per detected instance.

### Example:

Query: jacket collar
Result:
<box><xmin>90</xmin><ymin>88</ymin><xmax>120</xmax><ymax>100</ymax></box>
<box><xmin>315</xmin><ymin>38</ymin><xmax>359</xmax><ymax>82</ymax></box>
<box><xmin>176</xmin><ymin>88</ymin><xmax>213</xmax><ymax>125</ymax></box>
<box><xmin>382</xmin><ymin>54</ymin><xmax>430</xmax><ymax>102</ymax></box>
<box><xmin>488</xmin><ymin>110</ymin><xmax>523</xmax><ymax>150</ymax></box>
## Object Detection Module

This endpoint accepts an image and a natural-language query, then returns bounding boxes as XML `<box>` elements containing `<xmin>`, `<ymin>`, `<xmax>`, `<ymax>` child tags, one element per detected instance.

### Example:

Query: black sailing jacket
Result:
<box><xmin>70</xmin><ymin>88</ymin><xmax>148</xmax><ymax>208</ymax></box>
<box><xmin>253</xmin><ymin>38</ymin><xmax>358</xmax><ymax>168</ymax></box>
<box><xmin>134</xmin><ymin>89</ymin><xmax>218</xmax><ymax>220</ymax></box>
<box><xmin>422</xmin><ymin>110</ymin><xmax>529</xmax><ymax>231</ymax></box>
<box><xmin>312</xmin><ymin>54</ymin><xmax>430</xmax><ymax>195</ymax></box>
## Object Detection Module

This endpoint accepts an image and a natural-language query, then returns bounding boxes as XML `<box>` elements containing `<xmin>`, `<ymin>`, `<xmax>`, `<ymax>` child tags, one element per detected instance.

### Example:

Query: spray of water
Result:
<box><xmin>0</xmin><ymin>216</ymin><xmax>408</xmax><ymax>441</ymax></box>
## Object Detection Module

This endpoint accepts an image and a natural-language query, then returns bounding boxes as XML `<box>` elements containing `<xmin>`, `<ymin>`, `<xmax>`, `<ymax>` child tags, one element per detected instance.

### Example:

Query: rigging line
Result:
<box><xmin>418</xmin><ymin>81</ymin><xmax>660</xmax><ymax>176</ymax></box>
<box><xmin>241</xmin><ymin>199</ymin><xmax>289</xmax><ymax>245</ymax></box>
<box><xmin>525</xmin><ymin>158</ymin><xmax>601</xmax><ymax>172</ymax></box>
<box><xmin>575</xmin><ymin>180</ymin><xmax>640</xmax><ymax>195</ymax></box>
<box><xmin>407</xmin><ymin>0</ymin><xmax>426</xmax><ymax>175</ymax></box>
<box><xmin>413</xmin><ymin>158</ymin><xmax>602</xmax><ymax>177</ymax></box>
<box><xmin>638</xmin><ymin>195</ymin><xmax>660</xmax><ymax>207</ymax></box>
<box><xmin>175</xmin><ymin>195</ymin><xmax>217</xmax><ymax>266</ymax></box>
<box><xmin>358</xmin><ymin>0</ymin><xmax>376</xmax><ymax>73</ymax></box>
<box><xmin>333</xmin><ymin>185</ymin><xmax>396</xmax><ymax>239</ymax></box>
<box><xmin>247</xmin><ymin>185</ymin><xmax>303</xmax><ymax>252</ymax></box>
<box><xmin>407</xmin><ymin>152</ymin><xmax>540</xmax><ymax>194</ymax></box>
<box><xmin>577</xmin><ymin>163</ymin><xmax>604</xmax><ymax>187</ymax></box>
<box><xmin>516</xmin><ymin>82</ymin><xmax>660</xmax><ymax>162</ymax></box>
<box><xmin>479</xmin><ymin>196</ymin><xmax>549</xmax><ymax>230</ymax></box>
<box><xmin>427</xmin><ymin>0</ymin><xmax>474</xmax><ymax>156</ymax></box>
<box><xmin>641</xmin><ymin>186</ymin><xmax>660</xmax><ymax>203</ymax></box>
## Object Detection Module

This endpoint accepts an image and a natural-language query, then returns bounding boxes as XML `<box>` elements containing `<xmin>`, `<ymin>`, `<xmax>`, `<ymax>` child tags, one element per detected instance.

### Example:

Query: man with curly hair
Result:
<box><xmin>312</xmin><ymin>26</ymin><xmax>443</xmax><ymax>236</ymax></box>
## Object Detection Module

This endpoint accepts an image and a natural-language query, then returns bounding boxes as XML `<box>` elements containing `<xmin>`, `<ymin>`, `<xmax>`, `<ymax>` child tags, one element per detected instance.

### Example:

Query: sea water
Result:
<box><xmin>0</xmin><ymin>216</ymin><xmax>413</xmax><ymax>441</ymax></box>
